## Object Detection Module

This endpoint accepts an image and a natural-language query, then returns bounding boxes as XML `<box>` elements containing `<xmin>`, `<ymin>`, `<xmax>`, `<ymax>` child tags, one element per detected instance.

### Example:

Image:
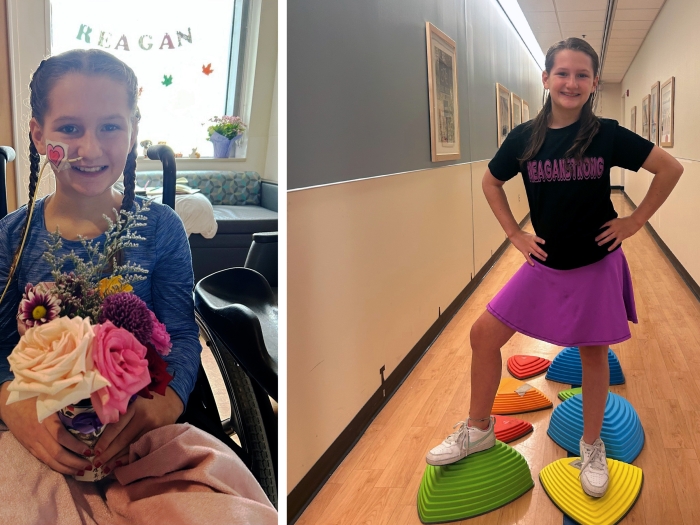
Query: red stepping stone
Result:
<box><xmin>507</xmin><ymin>355</ymin><xmax>551</xmax><ymax>379</ymax></box>
<box><xmin>493</xmin><ymin>415</ymin><xmax>533</xmax><ymax>443</ymax></box>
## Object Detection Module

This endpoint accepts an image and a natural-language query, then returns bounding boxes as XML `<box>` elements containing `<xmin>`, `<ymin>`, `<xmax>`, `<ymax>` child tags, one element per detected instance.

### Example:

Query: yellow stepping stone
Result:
<box><xmin>540</xmin><ymin>456</ymin><xmax>643</xmax><ymax>525</ymax></box>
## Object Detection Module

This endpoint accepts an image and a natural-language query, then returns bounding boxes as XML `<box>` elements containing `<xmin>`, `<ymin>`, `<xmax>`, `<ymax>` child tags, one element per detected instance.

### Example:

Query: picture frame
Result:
<box><xmin>522</xmin><ymin>100</ymin><xmax>530</xmax><ymax>122</ymax></box>
<box><xmin>426</xmin><ymin>22</ymin><xmax>460</xmax><ymax>162</ymax></box>
<box><xmin>660</xmin><ymin>76</ymin><xmax>675</xmax><ymax>147</ymax></box>
<box><xmin>650</xmin><ymin>81</ymin><xmax>660</xmax><ymax>145</ymax></box>
<box><xmin>630</xmin><ymin>106</ymin><xmax>636</xmax><ymax>134</ymax></box>
<box><xmin>496</xmin><ymin>83</ymin><xmax>511</xmax><ymax>147</ymax></box>
<box><xmin>641</xmin><ymin>95</ymin><xmax>650</xmax><ymax>141</ymax></box>
<box><xmin>511</xmin><ymin>93</ymin><xmax>522</xmax><ymax>129</ymax></box>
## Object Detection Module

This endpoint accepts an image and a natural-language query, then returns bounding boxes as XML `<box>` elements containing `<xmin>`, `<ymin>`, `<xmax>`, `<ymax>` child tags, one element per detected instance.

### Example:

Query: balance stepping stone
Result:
<box><xmin>558</xmin><ymin>387</ymin><xmax>583</xmax><ymax>401</ymax></box>
<box><xmin>558</xmin><ymin>386</ymin><xmax>611</xmax><ymax>402</ymax></box>
<box><xmin>417</xmin><ymin>440</ymin><xmax>534</xmax><ymax>523</ymax></box>
<box><xmin>494</xmin><ymin>415</ymin><xmax>533</xmax><ymax>443</ymax></box>
<box><xmin>506</xmin><ymin>355</ymin><xmax>551</xmax><ymax>379</ymax></box>
<box><xmin>546</xmin><ymin>347</ymin><xmax>625</xmax><ymax>385</ymax></box>
<box><xmin>492</xmin><ymin>377</ymin><xmax>552</xmax><ymax>415</ymax></box>
<box><xmin>547</xmin><ymin>393</ymin><xmax>644</xmax><ymax>463</ymax></box>
<box><xmin>540</xmin><ymin>456</ymin><xmax>643</xmax><ymax>525</ymax></box>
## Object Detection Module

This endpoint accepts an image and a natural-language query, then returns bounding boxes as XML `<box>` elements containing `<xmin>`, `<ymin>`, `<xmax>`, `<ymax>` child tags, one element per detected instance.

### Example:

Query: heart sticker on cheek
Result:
<box><xmin>45</xmin><ymin>140</ymin><xmax>72</xmax><ymax>171</ymax></box>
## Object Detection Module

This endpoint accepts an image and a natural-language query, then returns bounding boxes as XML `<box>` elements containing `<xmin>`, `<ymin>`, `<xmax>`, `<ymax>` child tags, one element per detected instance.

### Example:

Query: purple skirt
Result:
<box><xmin>487</xmin><ymin>247</ymin><xmax>637</xmax><ymax>347</ymax></box>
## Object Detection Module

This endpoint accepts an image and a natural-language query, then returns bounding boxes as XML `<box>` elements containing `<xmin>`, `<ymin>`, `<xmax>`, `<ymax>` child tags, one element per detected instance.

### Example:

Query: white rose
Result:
<box><xmin>6</xmin><ymin>316</ymin><xmax>110</xmax><ymax>422</ymax></box>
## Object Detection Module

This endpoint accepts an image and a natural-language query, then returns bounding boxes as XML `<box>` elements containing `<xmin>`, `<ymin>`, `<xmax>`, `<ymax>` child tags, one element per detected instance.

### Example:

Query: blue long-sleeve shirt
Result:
<box><xmin>0</xmin><ymin>196</ymin><xmax>201</xmax><ymax>409</ymax></box>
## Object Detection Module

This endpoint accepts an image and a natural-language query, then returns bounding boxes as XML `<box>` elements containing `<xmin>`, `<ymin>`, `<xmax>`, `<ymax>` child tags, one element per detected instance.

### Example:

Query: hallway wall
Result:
<box><xmin>288</xmin><ymin>0</ymin><xmax>541</xmax><ymax>491</ymax></box>
<box><xmin>619</xmin><ymin>0</ymin><xmax>700</xmax><ymax>288</ymax></box>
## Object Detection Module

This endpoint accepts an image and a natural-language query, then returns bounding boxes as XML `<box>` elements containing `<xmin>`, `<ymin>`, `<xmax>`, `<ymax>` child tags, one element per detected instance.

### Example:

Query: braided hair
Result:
<box><xmin>519</xmin><ymin>37</ymin><xmax>601</xmax><ymax>163</ymax></box>
<box><xmin>10</xmin><ymin>49</ymin><xmax>140</xmax><ymax>283</ymax></box>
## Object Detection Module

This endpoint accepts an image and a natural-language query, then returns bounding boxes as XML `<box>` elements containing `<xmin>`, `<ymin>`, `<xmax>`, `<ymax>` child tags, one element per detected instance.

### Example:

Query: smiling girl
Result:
<box><xmin>0</xmin><ymin>49</ymin><xmax>276</xmax><ymax>523</ymax></box>
<box><xmin>426</xmin><ymin>38</ymin><xmax>683</xmax><ymax>498</ymax></box>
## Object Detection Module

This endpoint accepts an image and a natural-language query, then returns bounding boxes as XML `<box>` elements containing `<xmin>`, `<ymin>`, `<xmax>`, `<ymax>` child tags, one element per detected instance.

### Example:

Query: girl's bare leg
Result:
<box><xmin>468</xmin><ymin>311</ymin><xmax>516</xmax><ymax>430</ymax></box>
<box><xmin>579</xmin><ymin>345</ymin><xmax>609</xmax><ymax>443</ymax></box>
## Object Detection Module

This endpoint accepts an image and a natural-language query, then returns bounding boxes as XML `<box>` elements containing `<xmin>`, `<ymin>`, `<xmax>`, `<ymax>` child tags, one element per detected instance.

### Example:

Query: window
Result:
<box><xmin>49</xmin><ymin>0</ymin><xmax>249</xmax><ymax>158</ymax></box>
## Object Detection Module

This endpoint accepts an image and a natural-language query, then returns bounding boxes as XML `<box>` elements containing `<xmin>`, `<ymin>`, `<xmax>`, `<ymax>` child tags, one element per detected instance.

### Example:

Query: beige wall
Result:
<box><xmin>620</xmin><ymin>0</ymin><xmax>700</xmax><ymax>286</ymax></box>
<box><xmin>287</xmin><ymin>163</ymin><xmax>528</xmax><ymax>489</ymax></box>
<box><xmin>596</xmin><ymin>82</ymin><xmax>623</xmax><ymax>186</ymax></box>
<box><xmin>0</xmin><ymin>1</ymin><xmax>17</xmax><ymax>211</ymax></box>
<box><xmin>264</xmin><ymin>62</ymin><xmax>278</xmax><ymax>181</ymax></box>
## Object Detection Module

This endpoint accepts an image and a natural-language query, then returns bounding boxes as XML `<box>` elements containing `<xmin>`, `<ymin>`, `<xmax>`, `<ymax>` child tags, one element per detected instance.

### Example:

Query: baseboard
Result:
<box><xmin>611</xmin><ymin>185</ymin><xmax>624</xmax><ymax>190</ymax></box>
<box><xmin>621</xmin><ymin>191</ymin><xmax>700</xmax><ymax>303</ymax></box>
<box><xmin>287</xmin><ymin>213</ymin><xmax>531</xmax><ymax>524</ymax></box>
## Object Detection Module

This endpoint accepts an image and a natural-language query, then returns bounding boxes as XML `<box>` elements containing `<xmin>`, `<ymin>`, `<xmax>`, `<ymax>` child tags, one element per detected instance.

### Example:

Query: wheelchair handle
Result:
<box><xmin>146</xmin><ymin>144</ymin><xmax>177</xmax><ymax>209</ymax></box>
<box><xmin>0</xmin><ymin>146</ymin><xmax>16</xmax><ymax>162</ymax></box>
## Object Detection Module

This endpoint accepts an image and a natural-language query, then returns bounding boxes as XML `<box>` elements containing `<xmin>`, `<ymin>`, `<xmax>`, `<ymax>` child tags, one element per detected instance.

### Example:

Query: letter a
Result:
<box><xmin>114</xmin><ymin>35</ymin><xmax>130</xmax><ymax>51</ymax></box>
<box><xmin>160</xmin><ymin>33</ymin><xmax>175</xmax><ymax>50</ymax></box>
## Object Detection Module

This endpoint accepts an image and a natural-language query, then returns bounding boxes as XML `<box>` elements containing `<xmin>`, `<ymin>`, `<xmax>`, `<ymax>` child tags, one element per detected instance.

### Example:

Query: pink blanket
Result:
<box><xmin>0</xmin><ymin>422</ymin><xmax>277</xmax><ymax>525</ymax></box>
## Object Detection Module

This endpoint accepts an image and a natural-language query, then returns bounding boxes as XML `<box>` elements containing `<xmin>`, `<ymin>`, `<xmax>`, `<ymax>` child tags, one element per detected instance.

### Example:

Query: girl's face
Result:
<box><xmin>30</xmin><ymin>73</ymin><xmax>137</xmax><ymax>200</ymax></box>
<box><xmin>542</xmin><ymin>49</ymin><xmax>598</xmax><ymax>114</ymax></box>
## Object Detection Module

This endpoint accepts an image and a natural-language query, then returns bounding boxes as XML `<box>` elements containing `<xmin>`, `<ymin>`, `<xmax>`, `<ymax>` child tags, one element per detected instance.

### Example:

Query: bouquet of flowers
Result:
<box><xmin>4</xmin><ymin>201</ymin><xmax>173</xmax><ymax>481</ymax></box>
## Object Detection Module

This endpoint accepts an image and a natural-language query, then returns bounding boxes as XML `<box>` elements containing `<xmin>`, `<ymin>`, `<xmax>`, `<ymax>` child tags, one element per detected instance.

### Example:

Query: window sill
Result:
<box><xmin>135</xmin><ymin>157</ymin><xmax>249</xmax><ymax>172</ymax></box>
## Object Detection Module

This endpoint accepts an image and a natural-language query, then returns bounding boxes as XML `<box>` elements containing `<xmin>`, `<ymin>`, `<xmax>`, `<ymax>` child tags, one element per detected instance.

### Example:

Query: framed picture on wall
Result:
<box><xmin>660</xmin><ymin>76</ymin><xmax>675</xmax><ymax>147</ymax></box>
<box><xmin>650</xmin><ymin>81</ymin><xmax>660</xmax><ymax>145</ymax></box>
<box><xmin>641</xmin><ymin>95</ymin><xmax>650</xmax><ymax>141</ymax></box>
<box><xmin>426</xmin><ymin>22</ymin><xmax>460</xmax><ymax>162</ymax></box>
<box><xmin>630</xmin><ymin>106</ymin><xmax>636</xmax><ymax>134</ymax></box>
<box><xmin>522</xmin><ymin>100</ymin><xmax>530</xmax><ymax>122</ymax></box>
<box><xmin>496</xmin><ymin>83</ymin><xmax>511</xmax><ymax>147</ymax></box>
<box><xmin>511</xmin><ymin>93</ymin><xmax>522</xmax><ymax>128</ymax></box>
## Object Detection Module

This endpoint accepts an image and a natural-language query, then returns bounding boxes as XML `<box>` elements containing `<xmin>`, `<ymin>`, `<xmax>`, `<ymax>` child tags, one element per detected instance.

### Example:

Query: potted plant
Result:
<box><xmin>206</xmin><ymin>116</ymin><xmax>247</xmax><ymax>158</ymax></box>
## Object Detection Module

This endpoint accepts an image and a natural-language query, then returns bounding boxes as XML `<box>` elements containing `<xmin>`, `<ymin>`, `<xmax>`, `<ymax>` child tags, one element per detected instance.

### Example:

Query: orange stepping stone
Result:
<box><xmin>492</xmin><ymin>377</ymin><xmax>553</xmax><ymax>415</ymax></box>
<box><xmin>507</xmin><ymin>355</ymin><xmax>551</xmax><ymax>379</ymax></box>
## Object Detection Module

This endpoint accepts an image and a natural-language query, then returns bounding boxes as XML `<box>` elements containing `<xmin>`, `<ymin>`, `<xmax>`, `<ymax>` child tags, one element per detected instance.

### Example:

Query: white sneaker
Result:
<box><xmin>426</xmin><ymin>417</ymin><xmax>496</xmax><ymax>466</ymax></box>
<box><xmin>579</xmin><ymin>438</ymin><xmax>609</xmax><ymax>498</ymax></box>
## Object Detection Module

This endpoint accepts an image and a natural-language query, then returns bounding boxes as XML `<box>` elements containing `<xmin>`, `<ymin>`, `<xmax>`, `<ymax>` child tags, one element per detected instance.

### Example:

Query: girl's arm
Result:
<box><xmin>630</xmin><ymin>146</ymin><xmax>684</xmax><ymax>226</ymax></box>
<box><xmin>596</xmin><ymin>146</ymin><xmax>683</xmax><ymax>249</ymax></box>
<box><xmin>483</xmin><ymin>169</ymin><xmax>547</xmax><ymax>266</ymax></box>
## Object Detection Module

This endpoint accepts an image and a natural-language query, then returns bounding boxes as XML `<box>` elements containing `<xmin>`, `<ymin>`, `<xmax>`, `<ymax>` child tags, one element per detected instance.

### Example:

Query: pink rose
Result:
<box><xmin>149</xmin><ymin>310</ymin><xmax>172</xmax><ymax>356</ymax></box>
<box><xmin>90</xmin><ymin>321</ymin><xmax>150</xmax><ymax>424</ymax></box>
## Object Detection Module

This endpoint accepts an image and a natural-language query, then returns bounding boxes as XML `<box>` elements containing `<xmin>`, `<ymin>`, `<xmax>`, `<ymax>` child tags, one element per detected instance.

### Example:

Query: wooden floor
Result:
<box><xmin>296</xmin><ymin>193</ymin><xmax>700</xmax><ymax>525</ymax></box>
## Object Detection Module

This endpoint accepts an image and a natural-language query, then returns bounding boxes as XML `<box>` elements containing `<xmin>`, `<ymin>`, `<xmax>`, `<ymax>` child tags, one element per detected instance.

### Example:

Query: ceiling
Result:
<box><xmin>517</xmin><ymin>0</ymin><xmax>667</xmax><ymax>83</ymax></box>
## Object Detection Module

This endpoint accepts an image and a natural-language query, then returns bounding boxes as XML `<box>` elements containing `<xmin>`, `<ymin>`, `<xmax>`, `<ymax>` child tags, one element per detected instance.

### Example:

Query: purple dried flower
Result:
<box><xmin>17</xmin><ymin>283</ymin><xmax>61</xmax><ymax>329</ymax></box>
<box><xmin>99</xmin><ymin>292</ymin><xmax>153</xmax><ymax>346</ymax></box>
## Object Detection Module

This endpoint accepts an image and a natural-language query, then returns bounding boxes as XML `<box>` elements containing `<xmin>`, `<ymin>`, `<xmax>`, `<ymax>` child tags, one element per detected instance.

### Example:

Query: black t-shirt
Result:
<box><xmin>488</xmin><ymin>118</ymin><xmax>654</xmax><ymax>270</ymax></box>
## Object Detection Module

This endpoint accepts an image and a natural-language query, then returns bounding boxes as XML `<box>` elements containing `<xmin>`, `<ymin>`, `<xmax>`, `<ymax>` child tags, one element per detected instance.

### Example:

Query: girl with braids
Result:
<box><xmin>426</xmin><ymin>38</ymin><xmax>683</xmax><ymax>498</ymax></box>
<box><xmin>0</xmin><ymin>49</ymin><xmax>276</xmax><ymax>523</ymax></box>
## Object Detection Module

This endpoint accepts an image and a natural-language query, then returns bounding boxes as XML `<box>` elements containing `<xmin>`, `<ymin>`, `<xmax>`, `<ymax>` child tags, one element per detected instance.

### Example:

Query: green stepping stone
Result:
<box><xmin>558</xmin><ymin>387</ymin><xmax>583</xmax><ymax>401</ymax></box>
<box><xmin>417</xmin><ymin>440</ymin><xmax>534</xmax><ymax>523</ymax></box>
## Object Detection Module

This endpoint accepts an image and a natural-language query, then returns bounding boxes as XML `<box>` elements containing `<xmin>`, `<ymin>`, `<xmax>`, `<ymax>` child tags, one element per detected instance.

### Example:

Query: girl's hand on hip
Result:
<box><xmin>508</xmin><ymin>231</ymin><xmax>547</xmax><ymax>266</ymax></box>
<box><xmin>0</xmin><ymin>382</ymin><xmax>94</xmax><ymax>475</ymax></box>
<box><xmin>92</xmin><ymin>386</ymin><xmax>184</xmax><ymax>473</ymax></box>
<box><xmin>595</xmin><ymin>217</ymin><xmax>643</xmax><ymax>251</ymax></box>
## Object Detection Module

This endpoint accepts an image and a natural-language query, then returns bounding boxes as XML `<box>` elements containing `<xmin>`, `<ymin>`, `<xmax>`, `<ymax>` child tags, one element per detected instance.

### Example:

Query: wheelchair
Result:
<box><xmin>1</xmin><ymin>145</ymin><xmax>279</xmax><ymax>507</ymax></box>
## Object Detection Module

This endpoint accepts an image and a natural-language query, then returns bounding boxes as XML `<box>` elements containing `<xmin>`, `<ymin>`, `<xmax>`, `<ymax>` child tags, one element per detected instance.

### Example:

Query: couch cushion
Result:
<box><xmin>136</xmin><ymin>171</ymin><xmax>262</xmax><ymax>206</ymax></box>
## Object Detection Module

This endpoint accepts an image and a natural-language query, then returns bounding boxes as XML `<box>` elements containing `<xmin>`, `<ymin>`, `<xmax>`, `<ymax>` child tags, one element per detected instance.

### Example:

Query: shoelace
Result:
<box><xmin>445</xmin><ymin>421</ymin><xmax>468</xmax><ymax>445</ymax></box>
<box><xmin>582</xmin><ymin>443</ymin><xmax>606</xmax><ymax>472</ymax></box>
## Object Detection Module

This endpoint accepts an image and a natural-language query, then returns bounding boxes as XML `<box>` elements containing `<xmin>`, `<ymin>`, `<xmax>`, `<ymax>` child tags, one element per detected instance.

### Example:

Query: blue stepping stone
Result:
<box><xmin>546</xmin><ymin>347</ymin><xmax>625</xmax><ymax>385</ymax></box>
<box><xmin>547</xmin><ymin>392</ymin><xmax>644</xmax><ymax>463</ymax></box>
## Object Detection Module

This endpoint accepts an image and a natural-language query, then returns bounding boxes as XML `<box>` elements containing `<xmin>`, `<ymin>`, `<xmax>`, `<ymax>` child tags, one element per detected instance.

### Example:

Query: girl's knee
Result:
<box><xmin>579</xmin><ymin>345</ymin><xmax>609</xmax><ymax>364</ymax></box>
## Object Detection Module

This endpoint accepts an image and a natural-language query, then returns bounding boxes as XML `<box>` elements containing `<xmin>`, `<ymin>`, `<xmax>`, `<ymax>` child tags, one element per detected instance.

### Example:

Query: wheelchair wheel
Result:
<box><xmin>204</xmin><ymin>331</ymin><xmax>278</xmax><ymax>508</ymax></box>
